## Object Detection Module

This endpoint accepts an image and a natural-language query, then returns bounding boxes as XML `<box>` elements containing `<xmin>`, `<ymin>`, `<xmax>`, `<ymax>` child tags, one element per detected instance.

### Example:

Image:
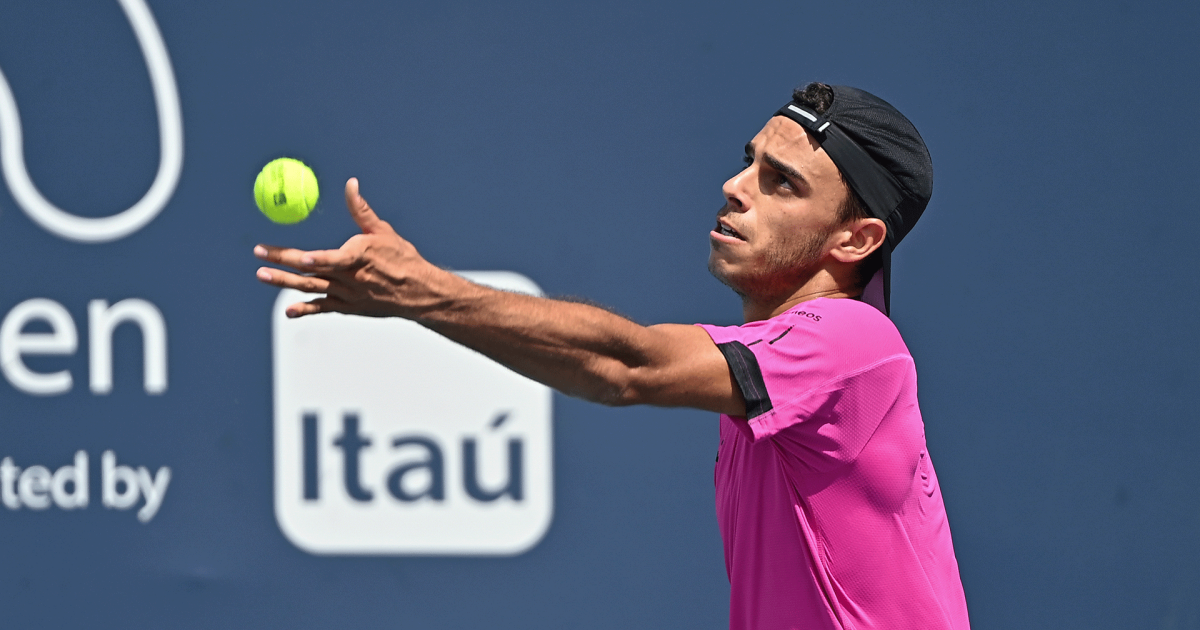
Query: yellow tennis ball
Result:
<box><xmin>254</xmin><ymin>157</ymin><xmax>319</xmax><ymax>224</ymax></box>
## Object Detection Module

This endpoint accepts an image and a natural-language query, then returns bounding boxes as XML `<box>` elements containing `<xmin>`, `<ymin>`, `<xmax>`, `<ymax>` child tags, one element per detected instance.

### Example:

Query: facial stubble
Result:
<box><xmin>709</xmin><ymin>222</ymin><xmax>835</xmax><ymax>302</ymax></box>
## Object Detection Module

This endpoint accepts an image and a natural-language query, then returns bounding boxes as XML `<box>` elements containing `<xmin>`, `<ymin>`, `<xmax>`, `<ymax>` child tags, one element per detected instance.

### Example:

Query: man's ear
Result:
<box><xmin>829</xmin><ymin>218</ymin><xmax>886</xmax><ymax>264</ymax></box>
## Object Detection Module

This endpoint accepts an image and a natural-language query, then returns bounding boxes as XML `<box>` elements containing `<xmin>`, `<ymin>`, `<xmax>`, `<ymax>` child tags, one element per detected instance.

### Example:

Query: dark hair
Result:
<box><xmin>792</xmin><ymin>82</ymin><xmax>883</xmax><ymax>289</ymax></box>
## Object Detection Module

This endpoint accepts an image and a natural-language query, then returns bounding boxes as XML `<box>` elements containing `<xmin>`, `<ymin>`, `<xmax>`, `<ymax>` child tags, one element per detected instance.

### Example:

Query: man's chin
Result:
<box><xmin>710</xmin><ymin>258</ymin><xmax>824</xmax><ymax>304</ymax></box>
<box><xmin>708</xmin><ymin>260</ymin><xmax>750</xmax><ymax>298</ymax></box>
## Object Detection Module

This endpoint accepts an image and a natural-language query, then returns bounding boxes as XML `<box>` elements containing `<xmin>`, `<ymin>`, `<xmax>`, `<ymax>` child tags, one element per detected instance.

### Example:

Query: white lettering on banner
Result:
<box><xmin>0</xmin><ymin>298</ymin><xmax>168</xmax><ymax>396</ymax></box>
<box><xmin>273</xmin><ymin>272</ymin><xmax>554</xmax><ymax>556</ymax></box>
<box><xmin>0</xmin><ymin>3</ymin><xmax>181</xmax><ymax>536</ymax></box>
<box><xmin>0</xmin><ymin>450</ymin><xmax>167</xmax><ymax>521</ymax></box>
<box><xmin>0</xmin><ymin>299</ymin><xmax>77</xmax><ymax>395</ymax></box>
<box><xmin>0</xmin><ymin>0</ymin><xmax>183</xmax><ymax>243</ymax></box>
<box><xmin>101</xmin><ymin>450</ymin><xmax>170</xmax><ymax>522</ymax></box>
<box><xmin>89</xmin><ymin>299</ymin><xmax>168</xmax><ymax>394</ymax></box>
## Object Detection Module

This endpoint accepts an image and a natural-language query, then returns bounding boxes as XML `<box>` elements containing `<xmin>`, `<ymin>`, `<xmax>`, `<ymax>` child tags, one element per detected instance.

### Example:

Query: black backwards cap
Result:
<box><xmin>773</xmin><ymin>85</ymin><xmax>932</xmax><ymax>316</ymax></box>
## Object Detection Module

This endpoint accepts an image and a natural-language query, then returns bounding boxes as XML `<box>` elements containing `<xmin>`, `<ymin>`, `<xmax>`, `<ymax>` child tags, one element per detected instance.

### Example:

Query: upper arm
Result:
<box><xmin>619</xmin><ymin>323</ymin><xmax>746</xmax><ymax>416</ymax></box>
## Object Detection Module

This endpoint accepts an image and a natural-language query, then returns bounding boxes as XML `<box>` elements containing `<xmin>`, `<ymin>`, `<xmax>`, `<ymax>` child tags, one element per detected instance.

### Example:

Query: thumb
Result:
<box><xmin>344</xmin><ymin>177</ymin><xmax>392</xmax><ymax>234</ymax></box>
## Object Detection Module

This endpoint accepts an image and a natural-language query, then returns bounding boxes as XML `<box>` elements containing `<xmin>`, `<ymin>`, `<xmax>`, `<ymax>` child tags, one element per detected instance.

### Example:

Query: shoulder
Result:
<box><xmin>697</xmin><ymin>298</ymin><xmax>917</xmax><ymax>442</ymax></box>
<box><xmin>790</xmin><ymin>298</ymin><xmax>907</xmax><ymax>351</ymax></box>
<box><xmin>700</xmin><ymin>298</ymin><xmax>908</xmax><ymax>360</ymax></box>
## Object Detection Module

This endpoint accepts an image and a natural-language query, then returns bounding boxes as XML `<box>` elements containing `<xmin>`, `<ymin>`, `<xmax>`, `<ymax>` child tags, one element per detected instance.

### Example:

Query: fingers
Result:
<box><xmin>256</xmin><ymin>265</ymin><xmax>358</xmax><ymax>318</ymax></box>
<box><xmin>255</xmin><ymin>266</ymin><xmax>333</xmax><ymax>294</ymax></box>
<box><xmin>254</xmin><ymin>243</ymin><xmax>357</xmax><ymax>272</ymax></box>
<box><xmin>284</xmin><ymin>296</ymin><xmax>348</xmax><ymax>318</ymax></box>
<box><xmin>254</xmin><ymin>177</ymin><xmax>409</xmax><ymax>319</ymax></box>
<box><xmin>253</xmin><ymin>177</ymin><xmax>397</xmax><ymax>272</ymax></box>
<box><xmin>345</xmin><ymin>178</ymin><xmax>392</xmax><ymax>235</ymax></box>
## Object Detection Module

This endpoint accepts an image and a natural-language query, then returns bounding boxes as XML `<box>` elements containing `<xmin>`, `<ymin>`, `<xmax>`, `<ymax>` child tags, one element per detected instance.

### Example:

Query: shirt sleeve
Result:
<box><xmin>698</xmin><ymin>300</ymin><xmax>915</xmax><ymax>471</ymax></box>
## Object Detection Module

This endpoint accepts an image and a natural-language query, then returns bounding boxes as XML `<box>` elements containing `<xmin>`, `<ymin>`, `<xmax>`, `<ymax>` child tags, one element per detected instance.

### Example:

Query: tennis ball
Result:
<box><xmin>254</xmin><ymin>157</ymin><xmax>319</xmax><ymax>224</ymax></box>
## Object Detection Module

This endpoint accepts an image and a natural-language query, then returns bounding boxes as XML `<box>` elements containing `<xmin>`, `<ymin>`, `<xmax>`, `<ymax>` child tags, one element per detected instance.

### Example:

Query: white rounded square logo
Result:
<box><xmin>272</xmin><ymin>272</ymin><xmax>553</xmax><ymax>555</ymax></box>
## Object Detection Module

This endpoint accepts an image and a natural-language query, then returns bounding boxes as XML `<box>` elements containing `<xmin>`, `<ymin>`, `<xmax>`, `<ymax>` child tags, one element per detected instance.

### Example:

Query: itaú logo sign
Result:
<box><xmin>0</xmin><ymin>0</ymin><xmax>182</xmax><ymax>243</ymax></box>
<box><xmin>272</xmin><ymin>273</ymin><xmax>554</xmax><ymax>556</ymax></box>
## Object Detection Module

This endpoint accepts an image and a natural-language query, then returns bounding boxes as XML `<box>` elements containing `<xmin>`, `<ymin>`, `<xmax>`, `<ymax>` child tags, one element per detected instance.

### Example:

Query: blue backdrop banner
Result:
<box><xmin>0</xmin><ymin>1</ymin><xmax>1198</xmax><ymax>628</ymax></box>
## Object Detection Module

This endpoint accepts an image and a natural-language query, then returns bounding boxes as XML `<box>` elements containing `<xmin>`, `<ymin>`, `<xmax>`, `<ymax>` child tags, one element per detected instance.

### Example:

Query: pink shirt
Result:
<box><xmin>699</xmin><ymin>298</ymin><xmax>969</xmax><ymax>630</ymax></box>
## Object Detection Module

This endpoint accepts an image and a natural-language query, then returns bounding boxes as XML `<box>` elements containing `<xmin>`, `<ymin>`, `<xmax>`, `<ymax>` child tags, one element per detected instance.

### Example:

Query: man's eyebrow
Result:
<box><xmin>744</xmin><ymin>142</ymin><xmax>809</xmax><ymax>190</ymax></box>
<box><xmin>761</xmin><ymin>152</ymin><xmax>809</xmax><ymax>190</ymax></box>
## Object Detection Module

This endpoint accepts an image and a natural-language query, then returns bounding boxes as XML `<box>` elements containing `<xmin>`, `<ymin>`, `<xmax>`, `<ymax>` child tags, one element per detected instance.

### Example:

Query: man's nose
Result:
<box><xmin>721</xmin><ymin>167</ymin><xmax>751</xmax><ymax>211</ymax></box>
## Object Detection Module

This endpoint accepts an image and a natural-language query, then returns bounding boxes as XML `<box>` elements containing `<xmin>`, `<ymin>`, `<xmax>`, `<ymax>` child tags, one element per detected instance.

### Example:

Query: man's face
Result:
<box><xmin>708</xmin><ymin>116</ymin><xmax>849</xmax><ymax>299</ymax></box>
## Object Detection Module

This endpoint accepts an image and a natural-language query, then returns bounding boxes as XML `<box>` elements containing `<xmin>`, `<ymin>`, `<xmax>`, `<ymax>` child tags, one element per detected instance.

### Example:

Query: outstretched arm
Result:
<box><xmin>254</xmin><ymin>178</ymin><xmax>745</xmax><ymax>416</ymax></box>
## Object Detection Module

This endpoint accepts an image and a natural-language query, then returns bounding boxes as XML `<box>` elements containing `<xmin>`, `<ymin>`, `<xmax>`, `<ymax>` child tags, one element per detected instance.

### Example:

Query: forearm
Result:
<box><xmin>410</xmin><ymin>268</ymin><xmax>660</xmax><ymax>405</ymax></box>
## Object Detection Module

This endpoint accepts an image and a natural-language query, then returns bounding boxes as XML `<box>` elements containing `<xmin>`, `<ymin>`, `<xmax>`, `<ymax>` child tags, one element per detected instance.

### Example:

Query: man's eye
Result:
<box><xmin>743</xmin><ymin>155</ymin><xmax>753</xmax><ymax>168</ymax></box>
<box><xmin>776</xmin><ymin>174</ymin><xmax>794</xmax><ymax>190</ymax></box>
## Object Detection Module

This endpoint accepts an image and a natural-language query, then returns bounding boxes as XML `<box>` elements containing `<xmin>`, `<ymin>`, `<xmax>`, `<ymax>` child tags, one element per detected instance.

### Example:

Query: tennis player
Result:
<box><xmin>255</xmin><ymin>82</ymin><xmax>970</xmax><ymax>630</ymax></box>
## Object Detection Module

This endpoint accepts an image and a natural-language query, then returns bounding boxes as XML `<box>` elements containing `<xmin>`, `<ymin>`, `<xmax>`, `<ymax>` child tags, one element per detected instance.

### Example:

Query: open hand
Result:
<box><xmin>254</xmin><ymin>178</ymin><xmax>444</xmax><ymax>319</ymax></box>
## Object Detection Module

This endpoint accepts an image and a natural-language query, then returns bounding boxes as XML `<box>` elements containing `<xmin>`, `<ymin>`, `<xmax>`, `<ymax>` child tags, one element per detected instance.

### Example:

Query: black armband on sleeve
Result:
<box><xmin>715</xmin><ymin>341</ymin><xmax>773</xmax><ymax>419</ymax></box>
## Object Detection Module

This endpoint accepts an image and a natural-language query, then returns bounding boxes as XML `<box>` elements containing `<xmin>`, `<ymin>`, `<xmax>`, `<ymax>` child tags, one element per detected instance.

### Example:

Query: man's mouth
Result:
<box><xmin>715</xmin><ymin>223</ymin><xmax>745</xmax><ymax>240</ymax></box>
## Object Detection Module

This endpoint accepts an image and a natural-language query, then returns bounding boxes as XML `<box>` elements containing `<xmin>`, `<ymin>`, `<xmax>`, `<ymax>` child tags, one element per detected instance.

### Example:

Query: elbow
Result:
<box><xmin>596</xmin><ymin>385</ymin><xmax>639</xmax><ymax>407</ymax></box>
<box><xmin>575</xmin><ymin>378</ymin><xmax>635</xmax><ymax>408</ymax></box>
<box><xmin>586</xmin><ymin>366</ymin><xmax>654</xmax><ymax>408</ymax></box>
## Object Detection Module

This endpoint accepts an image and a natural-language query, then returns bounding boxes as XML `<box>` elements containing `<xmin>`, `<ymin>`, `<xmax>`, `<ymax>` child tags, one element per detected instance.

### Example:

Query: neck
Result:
<box><xmin>740</xmin><ymin>269</ymin><xmax>860</xmax><ymax>322</ymax></box>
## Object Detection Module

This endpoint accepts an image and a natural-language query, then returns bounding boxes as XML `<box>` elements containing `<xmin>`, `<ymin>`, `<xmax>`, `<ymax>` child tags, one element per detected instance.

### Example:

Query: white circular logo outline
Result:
<box><xmin>0</xmin><ymin>0</ymin><xmax>183</xmax><ymax>244</ymax></box>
